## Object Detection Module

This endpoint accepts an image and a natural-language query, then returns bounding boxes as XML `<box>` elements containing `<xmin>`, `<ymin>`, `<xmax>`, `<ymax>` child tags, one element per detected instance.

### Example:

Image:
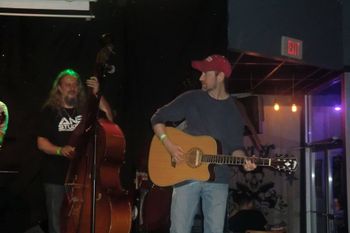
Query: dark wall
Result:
<box><xmin>123</xmin><ymin>0</ymin><xmax>228</xmax><ymax>171</ymax></box>
<box><xmin>228</xmin><ymin>0</ymin><xmax>344</xmax><ymax>69</ymax></box>
<box><xmin>344</xmin><ymin>0</ymin><xmax>350</xmax><ymax>67</ymax></box>
<box><xmin>0</xmin><ymin>2</ymin><xmax>229</xmax><ymax>227</ymax></box>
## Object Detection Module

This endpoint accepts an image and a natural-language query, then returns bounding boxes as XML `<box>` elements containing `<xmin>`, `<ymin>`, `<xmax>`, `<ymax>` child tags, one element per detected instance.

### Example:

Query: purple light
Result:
<box><xmin>334</xmin><ymin>106</ymin><xmax>341</xmax><ymax>111</ymax></box>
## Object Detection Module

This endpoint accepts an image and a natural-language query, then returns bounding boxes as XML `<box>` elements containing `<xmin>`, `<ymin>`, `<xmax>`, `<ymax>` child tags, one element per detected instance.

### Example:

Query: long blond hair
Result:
<box><xmin>43</xmin><ymin>69</ymin><xmax>86</xmax><ymax>111</ymax></box>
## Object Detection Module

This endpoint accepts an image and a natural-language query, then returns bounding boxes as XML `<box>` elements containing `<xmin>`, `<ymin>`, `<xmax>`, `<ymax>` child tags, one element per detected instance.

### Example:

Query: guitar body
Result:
<box><xmin>148</xmin><ymin>127</ymin><xmax>217</xmax><ymax>187</ymax></box>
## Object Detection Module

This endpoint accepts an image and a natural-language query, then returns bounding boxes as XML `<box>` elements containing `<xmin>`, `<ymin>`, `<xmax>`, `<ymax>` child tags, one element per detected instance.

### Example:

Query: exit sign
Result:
<box><xmin>281</xmin><ymin>36</ymin><xmax>303</xmax><ymax>60</ymax></box>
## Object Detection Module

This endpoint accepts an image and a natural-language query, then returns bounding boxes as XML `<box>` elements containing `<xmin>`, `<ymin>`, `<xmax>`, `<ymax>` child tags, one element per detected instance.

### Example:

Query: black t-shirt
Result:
<box><xmin>38</xmin><ymin>107</ymin><xmax>83</xmax><ymax>184</ymax></box>
<box><xmin>229</xmin><ymin>209</ymin><xmax>267</xmax><ymax>233</ymax></box>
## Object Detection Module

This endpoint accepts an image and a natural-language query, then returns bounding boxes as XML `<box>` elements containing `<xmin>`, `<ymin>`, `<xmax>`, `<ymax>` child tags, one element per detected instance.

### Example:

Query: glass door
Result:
<box><xmin>306</xmin><ymin>146</ymin><xmax>346</xmax><ymax>233</ymax></box>
<box><xmin>305</xmin><ymin>78</ymin><xmax>347</xmax><ymax>233</ymax></box>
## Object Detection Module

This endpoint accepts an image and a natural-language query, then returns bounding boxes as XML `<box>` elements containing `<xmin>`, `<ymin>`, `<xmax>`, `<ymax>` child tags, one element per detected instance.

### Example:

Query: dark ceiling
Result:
<box><xmin>226</xmin><ymin>51</ymin><xmax>343</xmax><ymax>96</ymax></box>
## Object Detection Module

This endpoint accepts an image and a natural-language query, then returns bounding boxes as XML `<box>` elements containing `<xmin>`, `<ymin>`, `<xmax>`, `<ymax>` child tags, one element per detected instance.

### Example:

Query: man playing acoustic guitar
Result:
<box><xmin>151</xmin><ymin>54</ymin><xmax>261</xmax><ymax>233</ymax></box>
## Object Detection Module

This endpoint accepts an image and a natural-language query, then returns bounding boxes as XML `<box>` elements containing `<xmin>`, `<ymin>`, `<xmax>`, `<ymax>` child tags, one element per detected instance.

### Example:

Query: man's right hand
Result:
<box><xmin>163</xmin><ymin>139</ymin><xmax>185</xmax><ymax>164</ymax></box>
<box><xmin>61</xmin><ymin>145</ymin><xmax>75</xmax><ymax>159</ymax></box>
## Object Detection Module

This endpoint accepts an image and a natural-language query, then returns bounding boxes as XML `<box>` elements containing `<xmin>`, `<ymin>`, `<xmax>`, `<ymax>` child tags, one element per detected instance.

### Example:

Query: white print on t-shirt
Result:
<box><xmin>58</xmin><ymin>115</ymin><xmax>82</xmax><ymax>132</ymax></box>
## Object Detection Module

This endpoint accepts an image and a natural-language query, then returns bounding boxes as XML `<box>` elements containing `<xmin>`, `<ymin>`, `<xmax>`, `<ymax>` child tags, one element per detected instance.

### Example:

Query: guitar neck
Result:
<box><xmin>202</xmin><ymin>154</ymin><xmax>271</xmax><ymax>167</ymax></box>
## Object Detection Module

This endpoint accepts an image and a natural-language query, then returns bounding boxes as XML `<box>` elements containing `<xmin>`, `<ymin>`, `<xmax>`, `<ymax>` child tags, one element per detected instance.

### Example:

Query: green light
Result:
<box><xmin>54</xmin><ymin>68</ymin><xmax>80</xmax><ymax>87</ymax></box>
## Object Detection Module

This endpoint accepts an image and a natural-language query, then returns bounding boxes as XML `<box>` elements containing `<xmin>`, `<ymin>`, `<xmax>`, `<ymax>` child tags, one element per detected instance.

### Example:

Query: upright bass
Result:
<box><xmin>61</xmin><ymin>34</ymin><xmax>132</xmax><ymax>233</ymax></box>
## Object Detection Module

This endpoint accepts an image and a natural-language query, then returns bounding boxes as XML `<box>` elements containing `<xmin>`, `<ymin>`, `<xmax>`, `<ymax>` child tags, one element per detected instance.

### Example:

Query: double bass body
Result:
<box><xmin>61</xmin><ymin>118</ymin><xmax>132</xmax><ymax>233</ymax></box>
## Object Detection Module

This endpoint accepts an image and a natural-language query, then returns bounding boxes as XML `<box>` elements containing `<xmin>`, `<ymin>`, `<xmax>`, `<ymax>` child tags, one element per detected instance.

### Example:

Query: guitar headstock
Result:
<box><xmin>270</xmin><ymin>157</ymin><xmax>298</xmax><ymax>173</ymax></box>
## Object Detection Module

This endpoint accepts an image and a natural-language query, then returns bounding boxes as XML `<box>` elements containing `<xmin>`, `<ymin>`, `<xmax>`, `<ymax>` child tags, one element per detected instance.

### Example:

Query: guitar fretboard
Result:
<box><xmin>202</xmin><ymin>155</ymin><xmax>271</xmax><ymax>166</ymax></box>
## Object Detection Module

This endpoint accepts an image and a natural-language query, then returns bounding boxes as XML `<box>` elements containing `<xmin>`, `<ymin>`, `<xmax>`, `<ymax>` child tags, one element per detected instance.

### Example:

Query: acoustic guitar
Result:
<box><xmin>148</xmin><ymin>127</ymin><xmax>298</xmax><ymax>187</ymax></box>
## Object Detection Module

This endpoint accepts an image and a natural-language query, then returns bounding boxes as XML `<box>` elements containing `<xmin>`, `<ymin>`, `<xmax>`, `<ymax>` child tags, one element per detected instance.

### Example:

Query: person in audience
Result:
<box><xmin>229</xmin><ymin>194</ymin><xmax>267</xmax><ymax>233</ymax></box>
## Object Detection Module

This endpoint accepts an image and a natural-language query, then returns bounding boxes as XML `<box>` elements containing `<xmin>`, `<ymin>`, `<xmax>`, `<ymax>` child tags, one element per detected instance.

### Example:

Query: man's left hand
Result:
<box><xmin>86</xmin><ymin>76</ymin><xmax>100</xmax><ymax>96</ymax></box>
<box><xmin>243</xmin><ymin>157</ymin><xmax>257</xmax><ymax>171</ymax></box>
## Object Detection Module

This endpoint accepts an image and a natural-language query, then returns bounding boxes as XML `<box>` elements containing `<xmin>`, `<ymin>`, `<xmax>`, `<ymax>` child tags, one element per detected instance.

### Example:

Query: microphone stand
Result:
<box><xmin>90</xmin><ymin>67</ymin><xmax>107</xmax><ymax>233</ymax></box>
<box><xmin>91</xmin><ymin>115</ymin><xmax>98</xmax><ymax>233</ymax></box>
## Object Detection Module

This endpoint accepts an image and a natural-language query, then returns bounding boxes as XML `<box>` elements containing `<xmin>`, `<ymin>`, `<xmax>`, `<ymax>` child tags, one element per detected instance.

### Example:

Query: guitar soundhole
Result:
<box><xmin>186</xmin><ymin>148</ymin><xmax>203</xmax><ymax>168</ymax></box>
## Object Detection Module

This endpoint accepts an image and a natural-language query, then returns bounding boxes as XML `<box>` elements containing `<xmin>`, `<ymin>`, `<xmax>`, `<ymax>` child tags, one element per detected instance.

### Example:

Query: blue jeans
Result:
<box><xmin>44</xmin><ymin>183</ymin><xmax>65</xmax><ymax>233</ymax></box>
<box><xmin>170</xmin><ymin>181</ymin><xmax>229</xmax><ymax>233</ymax></box>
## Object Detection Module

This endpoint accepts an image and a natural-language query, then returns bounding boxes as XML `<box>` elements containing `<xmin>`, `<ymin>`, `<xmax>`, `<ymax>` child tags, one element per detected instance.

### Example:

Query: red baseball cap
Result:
<box><xmin>191</xmin><ymin>54</ymin><xmax>232</xmax><ymax>78</ymax></box>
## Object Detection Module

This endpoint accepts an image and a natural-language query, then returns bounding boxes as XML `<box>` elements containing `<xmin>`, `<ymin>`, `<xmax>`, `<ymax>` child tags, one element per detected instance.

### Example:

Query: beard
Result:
<box><xmin>64</xmin><ymin>96</ymin><xmax>78</xmax><ymax>107</ymax></box>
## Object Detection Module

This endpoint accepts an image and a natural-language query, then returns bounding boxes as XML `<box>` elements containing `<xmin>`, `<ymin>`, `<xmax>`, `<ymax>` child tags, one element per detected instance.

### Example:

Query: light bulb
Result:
<box><xmin>274</xmin><ymin>102</ymin><xmax>280</xmax><ymax>111</ymax></box>
<box><xmin>291</xmin><ymin>103</ymin><xmax>297</xmax><ymax>112</ymax></box>
<box><xmin>334</xmin><ymin>106</ymin><xmax>341</xmax><ymax>111</ymax></box>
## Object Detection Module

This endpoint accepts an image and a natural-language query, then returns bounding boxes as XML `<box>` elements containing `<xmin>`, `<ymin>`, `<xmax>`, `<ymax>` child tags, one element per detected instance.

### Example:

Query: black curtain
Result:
<box><xmin>0</xmin><ymin>0</ymin><xmax>228</xmax><ymax>231</ymax></box>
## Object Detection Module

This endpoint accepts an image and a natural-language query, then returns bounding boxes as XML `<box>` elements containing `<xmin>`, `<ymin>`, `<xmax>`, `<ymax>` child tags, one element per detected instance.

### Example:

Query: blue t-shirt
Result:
<box><xmin>151</xmin><ymin>90</ymin><xmax>245</xmax><ymax>183</ymax></box>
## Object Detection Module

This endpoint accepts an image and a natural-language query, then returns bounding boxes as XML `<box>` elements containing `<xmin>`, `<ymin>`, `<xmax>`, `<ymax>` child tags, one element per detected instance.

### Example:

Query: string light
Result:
<box><xmin>291</xmin><ymin>74</ymin><xmax>297</xmax><ymax>113</ymax></box>
<box><xmin>274</xmin><ymin>99</ymin><xmax>280</xmax><ymax>111</ymax></box>
<box><xmin>273</xmin><ymin>86</ymin><xmax>279</xmax><ymax>111</ymax></box>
